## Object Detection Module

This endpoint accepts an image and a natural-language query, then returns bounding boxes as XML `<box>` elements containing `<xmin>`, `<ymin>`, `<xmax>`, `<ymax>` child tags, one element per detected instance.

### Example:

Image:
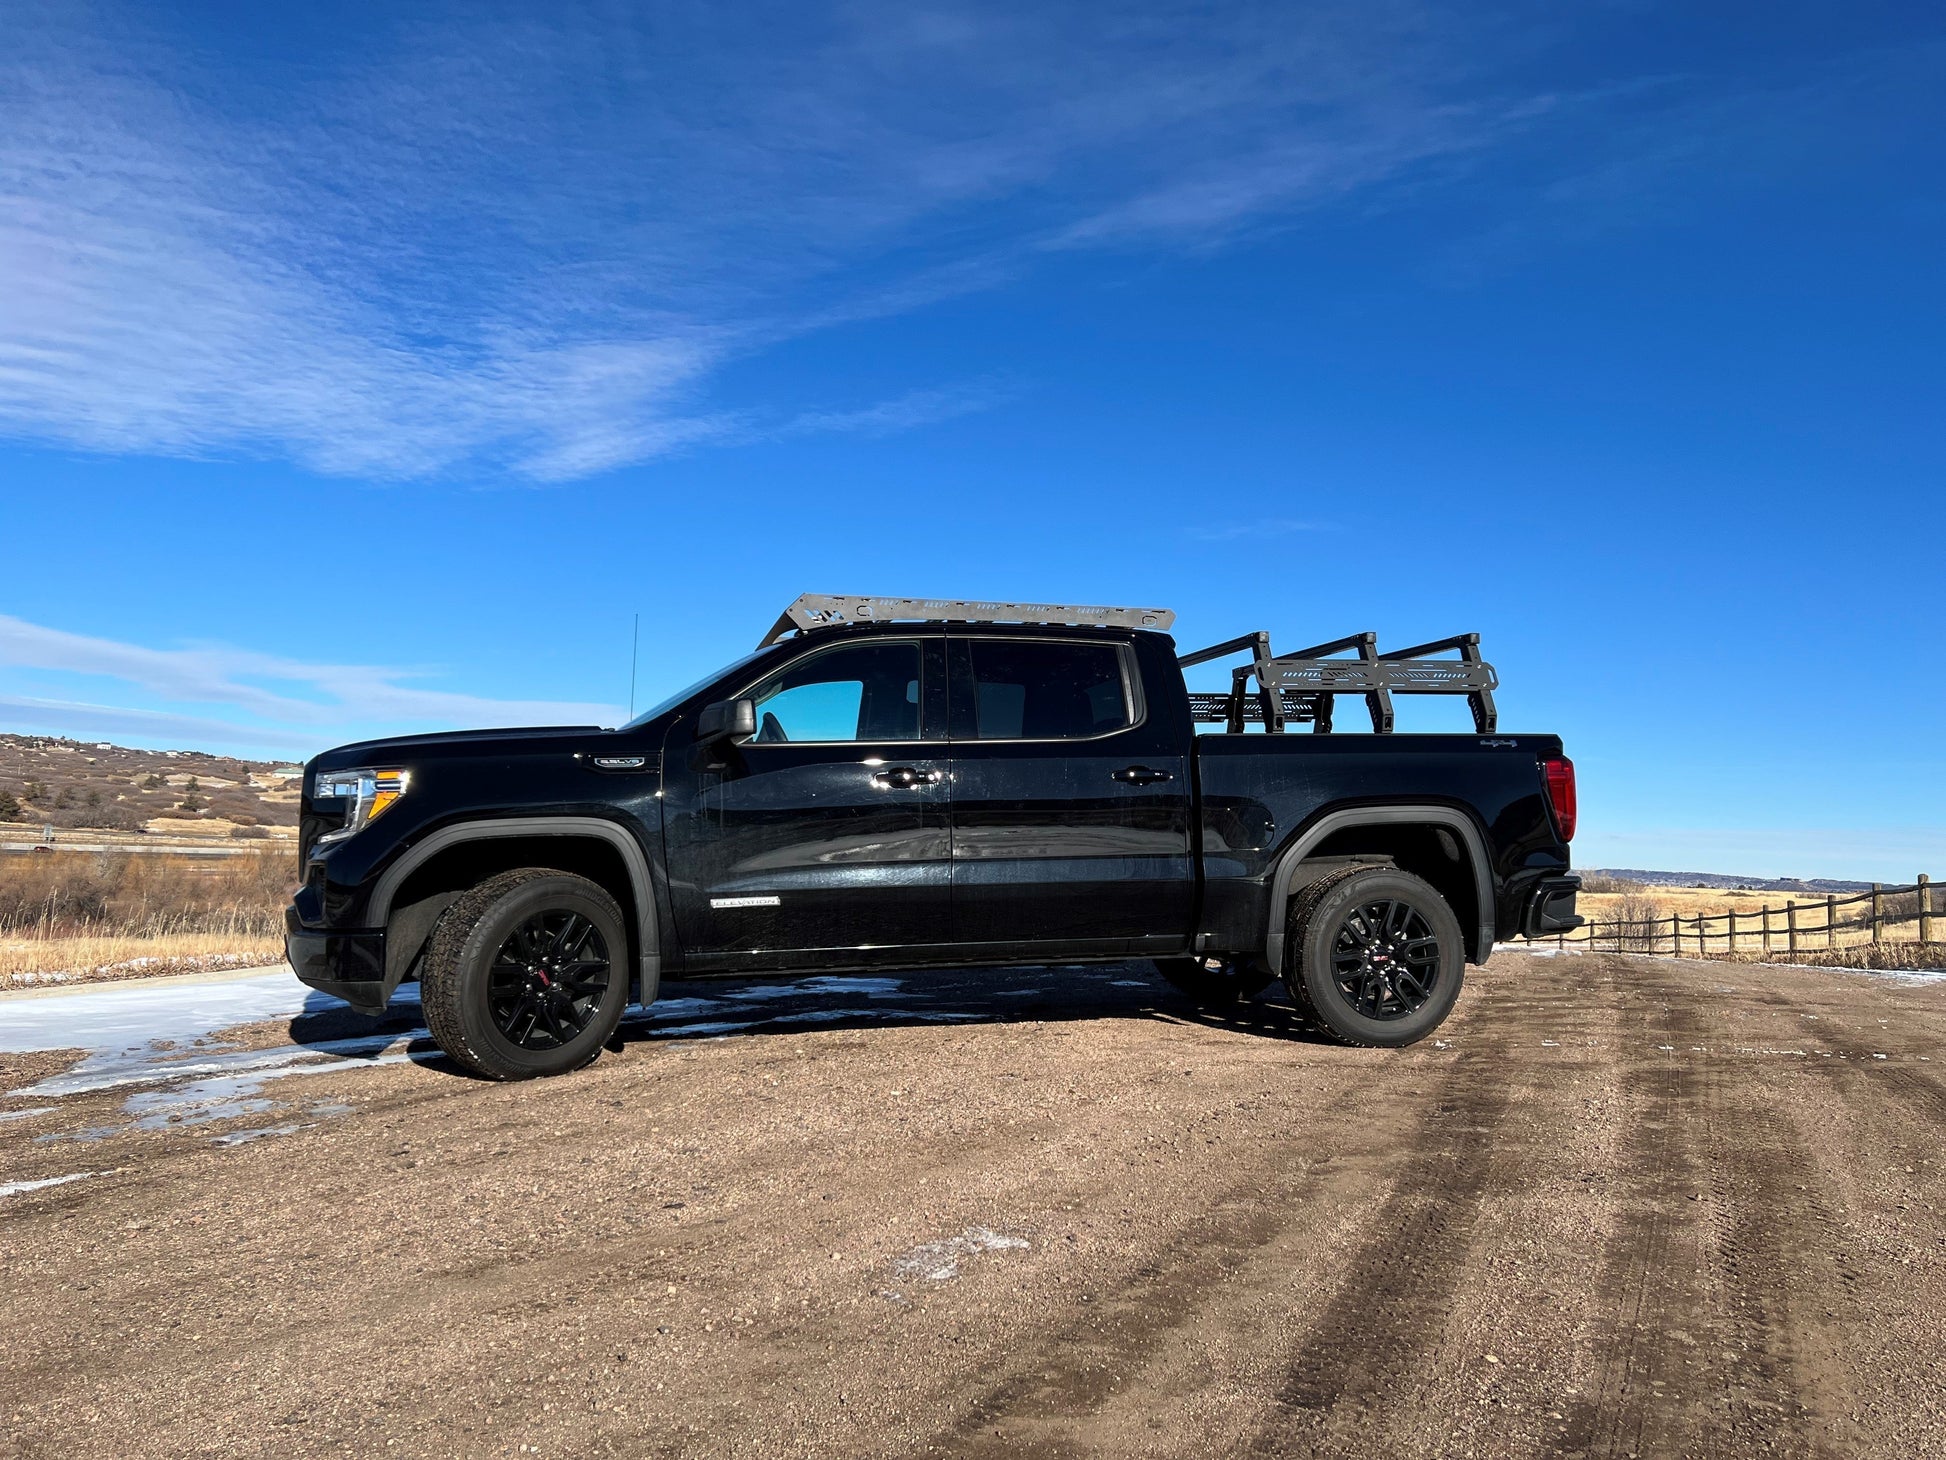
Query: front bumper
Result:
<box><xmin>285</xmin><ymin>907</ymin><xmax>388</xmax><ymax>1016</ymax></box>
<box><xmin>1523</xmin><ymin>875</ymin><xmax>1584</xmax><ymax>937</ymax></box>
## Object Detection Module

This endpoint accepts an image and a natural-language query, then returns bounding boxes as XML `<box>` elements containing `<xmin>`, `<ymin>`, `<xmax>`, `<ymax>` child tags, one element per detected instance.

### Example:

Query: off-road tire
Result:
<box><xmin>1153</xmin><ymin>956</ymin><xmax>1278</xmax><ymax>1006</ymax></box>
<box><xmin>420</xmin><ymin>868</ymin><xmax>630</xmax><ymax>1080</ymax></box>
<box><xmin>1284</xmin><ymin>865</ymin><xmax>1464</xmax><ymax>1048</ymax></box>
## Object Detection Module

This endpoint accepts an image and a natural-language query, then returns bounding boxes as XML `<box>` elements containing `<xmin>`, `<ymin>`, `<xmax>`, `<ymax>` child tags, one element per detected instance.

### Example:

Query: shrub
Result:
<box><xmin>1611</xmin><ymin>892</ymin><xmax>1668</xmax><ymax>951</ymax></box>
<box><xmin>0</xmin><ymin>849</ymin><xmax>289</xmax><ymax>937</ymax></box>
<box><xmin>0</xmin><ymin>789</ymin><xmax>20</xmax><ymax>820</ymax></box>
<box><xmin>1580</xmin><ymin>873</ymin><xmax>1645</xmax><ymax>895</ymax></box>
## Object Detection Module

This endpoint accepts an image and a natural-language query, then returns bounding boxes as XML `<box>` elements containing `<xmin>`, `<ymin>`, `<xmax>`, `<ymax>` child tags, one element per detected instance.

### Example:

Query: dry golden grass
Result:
<box><xmin>1579</xmin><ymin>886</ymin><xmax>1838</xmax><ymax>921</ymax></box>
<box><xmin>0</xmin><ymin>848</ymin><xmax>291</xmax><ymax>984</ymax></box>
<box><xmin>1754</xmin><ymin>942</ymin><xmax>1946</xmax><ymax>972</ymax></box>
<box><xmin>0</xmin><ymin>931</ymin><xmax>284</xmax><ymax>987</ymax></box>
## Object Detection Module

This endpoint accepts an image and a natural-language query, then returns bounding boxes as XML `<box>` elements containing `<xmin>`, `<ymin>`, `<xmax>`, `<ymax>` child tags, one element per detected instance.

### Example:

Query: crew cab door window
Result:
<box><xmin>948</xmin><ymin>634</ymin><xmax>1192</xmax><ymax>954</ymax></box>
<box><xmin>963</xmin><ymin>640</ymin><xmax>1133</xmax><ymax>740</ymax></box>
<box><xmin>749</xmin><ymin>641</ymin><xmax>921</xmax><ymax>743</ymax></box>
<box><xmin>660</xmin><ymin>636</ymin><xmax>950</xmax><ymax>968</ymax></box>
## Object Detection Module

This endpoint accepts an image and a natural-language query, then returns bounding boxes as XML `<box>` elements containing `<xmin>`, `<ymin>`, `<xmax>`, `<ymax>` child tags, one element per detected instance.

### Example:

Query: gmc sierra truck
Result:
<box><xmin>286</xmin><ymin>595</ymin><xmax>1581</xmax><ymax>1079</ymax></box>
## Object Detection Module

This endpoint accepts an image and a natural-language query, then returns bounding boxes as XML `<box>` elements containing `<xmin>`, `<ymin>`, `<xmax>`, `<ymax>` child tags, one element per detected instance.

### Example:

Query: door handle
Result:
<box><xmin>1111</xmin><ymin>765</ymin><xmax>1174</xmax><ymax>785</ymax></box>
<box><xmin>872</xmin><ymin>766</ymin><xmax>940</xmax><ymax>789</ymax></box>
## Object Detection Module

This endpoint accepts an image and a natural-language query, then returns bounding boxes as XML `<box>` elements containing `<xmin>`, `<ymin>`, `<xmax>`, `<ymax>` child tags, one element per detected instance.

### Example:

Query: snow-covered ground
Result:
<box><xmin>0</xmin><ymin>962</ymin><xmax>1127</xmax><ymax>1150</ymax></box>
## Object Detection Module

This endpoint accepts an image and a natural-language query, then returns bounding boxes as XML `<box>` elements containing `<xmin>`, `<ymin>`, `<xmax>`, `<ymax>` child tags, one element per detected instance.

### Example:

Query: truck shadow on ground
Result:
<box><xmin>282</xmin><ymin>961</ymin><xmax>1342</xmax><ymax>1074</ymax></box>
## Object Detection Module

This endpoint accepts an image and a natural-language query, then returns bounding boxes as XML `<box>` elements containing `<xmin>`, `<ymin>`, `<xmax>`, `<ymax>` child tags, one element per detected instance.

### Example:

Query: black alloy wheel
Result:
<box><xmin>1329</xmin><ymin>898</ymin><xmax>1442</xmax><ymax>1020</ymax></box>
<box><xmin>419</xmin><ymin>868</ymin><xmax>632</xmax><ymax>1080</ymax></box>
<box><xmin>1284</xmin><ymin>865</ymin><xmax>1465</xmax><ymax>1048</ymax></box>
<box><xmin>486</xmin><ymin>910</ymin><xmax>613</xmax><ymax>1050</ymax></box>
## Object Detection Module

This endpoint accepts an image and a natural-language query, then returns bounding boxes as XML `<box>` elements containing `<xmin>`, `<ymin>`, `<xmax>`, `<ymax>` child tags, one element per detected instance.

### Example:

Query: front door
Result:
<box><xmin>663</xmin><ymin>637</ymin><xmax>953</xmax><ymax>971</ymax></box>
<box><xmin>947</xmin><ymin>635</ymin><xmax>1194</xmax><ymax>957</ymax></box>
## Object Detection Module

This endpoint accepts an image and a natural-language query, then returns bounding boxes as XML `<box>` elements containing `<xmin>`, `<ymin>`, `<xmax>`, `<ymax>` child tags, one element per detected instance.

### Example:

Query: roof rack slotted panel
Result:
<box><xmin>760</xmin><ymin>595</ymin><xmax>1176</xmax><ymax>646</ymax></box>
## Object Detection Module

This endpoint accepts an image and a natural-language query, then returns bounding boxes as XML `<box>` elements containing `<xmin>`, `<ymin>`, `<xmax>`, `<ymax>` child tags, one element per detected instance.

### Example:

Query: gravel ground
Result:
<box><xmin>1</xmin><ymin>952</ymin><xmax>1942</xmax><ymax>1459</ymax></box>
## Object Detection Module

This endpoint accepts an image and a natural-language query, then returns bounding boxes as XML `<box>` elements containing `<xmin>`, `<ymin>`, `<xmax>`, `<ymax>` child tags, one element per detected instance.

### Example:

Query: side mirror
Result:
<box><xmin>695</xmin><ymin>698</ymin><xmax>756</xmax><ymax>743</ymax></box>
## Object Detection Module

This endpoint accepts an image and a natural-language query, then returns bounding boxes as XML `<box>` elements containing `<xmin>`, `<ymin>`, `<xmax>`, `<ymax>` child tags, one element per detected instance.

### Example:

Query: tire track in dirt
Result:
<box><xmin>925</xmin><ymin>998</ymin><xmax>1526</xmax><ymax>1459</ymax></box>
<box><xmin>1556</xmin><ymin>992</ymin><xmax>1703</xmax><ymax>1460</ymax></box>
<box><xmin>924</xmin><ymin>1168</ymin><xmax>1315</xmax><ymax>1458</ymax></box>
<box><xmin>1239</xmin><ymin>1023</ymin><xmax>1527</xmax><ymax>1457</ymax></box>
<box><xmin>1561</xmin><ymin>968</ymin><xmax>1851</xmax><ymax>1460</ymax></box>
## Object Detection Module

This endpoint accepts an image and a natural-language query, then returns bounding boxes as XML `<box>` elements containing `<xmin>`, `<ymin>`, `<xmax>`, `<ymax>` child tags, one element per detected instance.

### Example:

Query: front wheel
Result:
<box><xmin>1285</xmin><ymin>866</ymin><xmax>1464</xmax><ymax>1048</ymax></box>
<box><xmin>419</xmin><ymin>868</ymin><xmax>631</xmax><ymax>1080</ymax></box>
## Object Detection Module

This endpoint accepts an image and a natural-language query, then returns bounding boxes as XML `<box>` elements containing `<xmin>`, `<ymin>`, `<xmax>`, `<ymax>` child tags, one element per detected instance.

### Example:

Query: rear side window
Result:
<box><xmin>749</xmin><ymin>642</ymin><xmax>921</xmax><ymax>743</ymax></box>
<box><xmin>965</xmin><ymin>640</ymin><xmax>1132</xmax><ymax>740</ymax></box>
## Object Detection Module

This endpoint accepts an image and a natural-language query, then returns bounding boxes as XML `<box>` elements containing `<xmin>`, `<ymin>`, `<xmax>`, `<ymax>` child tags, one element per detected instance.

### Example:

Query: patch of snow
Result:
<box><xmin>0</xmin><ymin>1106</ymin><xmax>56</xmax><ymax>1123</ymax></box>
<box><xmin>0</xmin><ymin>1170</ymin><xmax>102</xmax><ymax>1197</ymax></box>
<box><xmin>0</xmin><ymin>970</ymin><xmax>332</xmax><ymax>1059</ymax></box>
<box><xmin>893</xmin><ymin>1226</ymin><xmax>1030</xmax><ymax>1282</ymax></box>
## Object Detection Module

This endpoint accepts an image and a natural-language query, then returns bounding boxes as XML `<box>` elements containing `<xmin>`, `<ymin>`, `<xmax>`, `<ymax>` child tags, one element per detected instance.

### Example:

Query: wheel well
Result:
<box><xmin>383</xmin><ymin>835</ymin><xmax>643</xmax><ymax>990</ymax></box>
<box><xmin>1304</xmin><ymin>823</ymin><xmax>1482</xmax><ymax>961</ymax></box>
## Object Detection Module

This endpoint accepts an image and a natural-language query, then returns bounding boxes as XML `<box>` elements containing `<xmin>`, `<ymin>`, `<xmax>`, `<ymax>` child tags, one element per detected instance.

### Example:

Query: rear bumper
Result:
<box><xmin>1523</xmin><ymin>876</ymin><xmax>1583</xmax><ymax>937</ymax></box>
<box><xmin>285</xmin><ymin>907</ymin><xmax>388</xmax><ymax>1016</ymax></box>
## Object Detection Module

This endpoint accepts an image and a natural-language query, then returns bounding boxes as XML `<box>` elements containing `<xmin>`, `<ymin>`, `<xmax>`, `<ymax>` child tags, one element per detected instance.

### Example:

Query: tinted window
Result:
<box><xmin>966</xmin><ymin>640</ymin><xmax>1131</xmax><ymax>740</ymax></box>
<box><xmin>749</xmin><ymin>642</ymin><xmax>921</xmax><ymax>743</ymax></box>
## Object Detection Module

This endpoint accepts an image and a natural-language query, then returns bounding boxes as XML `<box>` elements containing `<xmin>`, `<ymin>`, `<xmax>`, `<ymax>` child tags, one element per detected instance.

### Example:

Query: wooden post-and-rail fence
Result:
<box><xmin>1547</xmin><ymin>874</ymin><xmax>1937</xmax><ymax>958</ymax></box>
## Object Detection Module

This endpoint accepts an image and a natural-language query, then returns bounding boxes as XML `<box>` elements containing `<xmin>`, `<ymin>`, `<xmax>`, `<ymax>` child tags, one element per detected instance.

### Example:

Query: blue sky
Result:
<box><xmin>1</xmin><ymin>1</ymin><xmax>1941</xmax><ymax>881</ymax></box>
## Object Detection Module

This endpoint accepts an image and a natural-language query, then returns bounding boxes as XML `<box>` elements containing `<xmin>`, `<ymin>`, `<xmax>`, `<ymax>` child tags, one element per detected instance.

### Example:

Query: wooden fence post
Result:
<box><xmin>1921</xmin><ymin>874</ymin><xmax>1933</xmax><ymax>944</ymax></box>
<box><xmin>1762</xmin><ymin>905</ymin><xmax>1773</xmax><ymax>955</ymax></box>
<box><xmin>1871</xmin><ymin>884</ymin><xmax>1883</xmax><ymax>944</ymax></box>
<box><xmin>1729</xmin><ymin>908</ymin><xmax>1738</xmax><ymax>956</ymax></box>
<box><xmin>1787</xmin><ymin>900</ymin><xmax>1798</xmax><ymax>956</ymax></box>
<box><xmin>1671</xmin><ymin>913</ymin><xmax>1681</xmax><ymax>956</ymax></box>
<box><xmin>1827</xmin><ymin>894</ymin><xmax>1837</xmax><ymax>948</ymax></box>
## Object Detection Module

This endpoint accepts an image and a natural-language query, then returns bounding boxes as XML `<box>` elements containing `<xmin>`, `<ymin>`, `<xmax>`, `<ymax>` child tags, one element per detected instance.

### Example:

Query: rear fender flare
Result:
<box><xmin>370</xmin><ymin>817</ymin><xmax>661</xmax><ymax>1002</ymax></box>
<box><xmin>1263</xmin><ymin>805</ymin><xmax>1493</xmax><ymax>969</ymax></box>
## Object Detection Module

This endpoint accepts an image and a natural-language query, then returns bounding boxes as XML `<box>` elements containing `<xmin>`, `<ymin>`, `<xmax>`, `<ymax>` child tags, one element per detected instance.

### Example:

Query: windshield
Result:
<box><xmin>621</xmin><ymin>649</ymin><xmax>769</xmax><ymax>730</ymax></box>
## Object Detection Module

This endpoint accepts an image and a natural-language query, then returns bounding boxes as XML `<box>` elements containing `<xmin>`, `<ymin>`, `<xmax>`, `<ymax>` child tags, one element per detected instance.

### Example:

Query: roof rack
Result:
<box><xmin>1178</xmin><ymin>630</ymin><xmax>1497</xmax><ymax>734</ymax></box>
<box><xmin>759</xmin><ymin>594</ymin><xmax>1177</xmax><ymax>646</ymax></box>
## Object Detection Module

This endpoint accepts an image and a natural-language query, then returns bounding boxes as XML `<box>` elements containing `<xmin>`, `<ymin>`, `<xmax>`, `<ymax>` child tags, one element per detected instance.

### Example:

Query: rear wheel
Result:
<box><xmin>1285</xmin><ymin>866</ymin><xmax>1464</xmax><ymax>1048</ymax></box>
<box><xmin>1153</xmin><ymin>955</ymin><xmax>1278</xmax><ymax>1006</ymax></box>
<box><xmin>419</xmin><ymin>868</ymin><xmax>630</xmax><ymax>1080</ymax></box>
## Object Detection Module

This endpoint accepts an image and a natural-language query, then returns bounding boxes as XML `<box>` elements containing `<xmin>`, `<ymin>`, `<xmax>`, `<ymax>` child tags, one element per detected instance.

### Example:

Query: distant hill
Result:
<box><xmin>1585</xmin><ymin>868</ymin><xmax>1875</xmax><ymax>894</ymax></box>
<box><xmin>0</xmin><ymin>733</ymin><xmax>300</xmax><ymax>838</ymax></box>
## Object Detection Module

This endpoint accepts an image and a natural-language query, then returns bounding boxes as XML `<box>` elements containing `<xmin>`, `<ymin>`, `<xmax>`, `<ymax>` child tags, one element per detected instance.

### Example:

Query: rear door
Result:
<box><xmin>947</xmin><ymin>634</ymin><xmax>1194</xmax><ymax>957</ymax></box>
<box><xmin>662</xmin><ymin>636</ymin><xmax>954</xmax><ymax>970</ymax></box>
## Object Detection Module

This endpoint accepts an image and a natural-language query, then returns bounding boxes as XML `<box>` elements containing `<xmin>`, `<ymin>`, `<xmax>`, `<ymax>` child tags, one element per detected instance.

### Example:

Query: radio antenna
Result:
<box><xmin>627</xmin><ymin>613</ymin><xmax>640</xmax><ymax>719</ymax></box>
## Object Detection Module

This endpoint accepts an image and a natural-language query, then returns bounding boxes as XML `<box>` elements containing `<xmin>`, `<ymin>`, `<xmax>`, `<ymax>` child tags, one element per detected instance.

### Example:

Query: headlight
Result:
<box><xmin>312</xmin><ymin>767</ymin><xmax>410</xmax><ymax>845</ymax></box>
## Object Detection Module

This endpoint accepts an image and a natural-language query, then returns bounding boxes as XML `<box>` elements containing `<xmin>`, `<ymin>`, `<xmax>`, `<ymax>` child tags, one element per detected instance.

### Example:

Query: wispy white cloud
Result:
<box><xmin>0</xmin><ymin>614</ymin><xmax>619</xmax><ymax>753</ymax></box>
<box><xmin>0</xmin><ymin>696</ymin><xmax>324</xmax><ymax>757</ymax></box>
<box><xmin>1188</xmin><ymin>518</ymin><xmax>1328</xmax><ymax>542</ymax></box>
<box><xmin>0</xmin><ymin>2</ymin><xmax>1523</xmax><ymax>483</ymax></box>
<box><xmin>780</xmin><ymin>384</ymin><xmax>1006</xmax><ymax>440</ymax></box>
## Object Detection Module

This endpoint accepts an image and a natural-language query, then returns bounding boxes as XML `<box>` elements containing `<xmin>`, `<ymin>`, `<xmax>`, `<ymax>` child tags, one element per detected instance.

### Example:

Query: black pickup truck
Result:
<box><xmin>287</xmin><ymin>595</ymin><xmax>1580</xmax><ymax>1079</ymax></box>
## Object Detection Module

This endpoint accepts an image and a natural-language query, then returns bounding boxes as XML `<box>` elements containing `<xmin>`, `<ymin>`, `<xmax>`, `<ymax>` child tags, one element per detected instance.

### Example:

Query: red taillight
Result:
<box><xmin>1543</xmin><ymin>756</ymin><xmax>1577</xmax><ymax>842</ymax></box>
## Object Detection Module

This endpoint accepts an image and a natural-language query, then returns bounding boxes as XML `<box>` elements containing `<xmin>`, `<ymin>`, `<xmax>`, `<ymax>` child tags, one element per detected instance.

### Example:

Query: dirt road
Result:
<box><xmin>2</xmin><ymin>952</ymin><xmax>1942</xmax><ymax>1459</ymax></box>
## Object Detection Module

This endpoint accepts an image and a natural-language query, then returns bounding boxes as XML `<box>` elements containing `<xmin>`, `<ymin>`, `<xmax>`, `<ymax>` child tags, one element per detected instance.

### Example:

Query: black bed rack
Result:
<box><xmin>1179</xmin><ymin>630</ymin><xmax>1498</xmax><ymax>734</ymax></box>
